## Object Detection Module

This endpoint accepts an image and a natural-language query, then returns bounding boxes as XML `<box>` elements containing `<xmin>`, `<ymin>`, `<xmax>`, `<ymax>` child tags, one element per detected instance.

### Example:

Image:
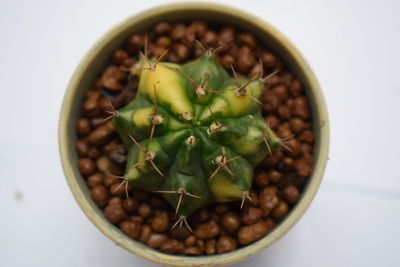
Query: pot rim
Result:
<box><xmin>59</xmin><ymin>1</ymin><xmax>330</xmax><ymax>266</ymax></box>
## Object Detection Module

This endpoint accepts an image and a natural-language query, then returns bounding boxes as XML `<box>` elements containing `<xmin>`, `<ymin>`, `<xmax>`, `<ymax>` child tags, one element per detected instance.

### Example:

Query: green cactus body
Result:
<box><xmin>112</xmin><ymin>53</ymin><xmax>280</xmax><ymax>221</ymax></box>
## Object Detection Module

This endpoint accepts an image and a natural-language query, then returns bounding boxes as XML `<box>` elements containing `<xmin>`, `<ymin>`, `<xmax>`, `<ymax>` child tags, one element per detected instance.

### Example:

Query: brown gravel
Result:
<box><xmin>75</xmin><ymin>20</ymin><xmax>314</xmax><ymax>255</ymax></box>
<box><xmin>91</xmin><ymin>185</ymin><xmax>109</xmax><ymax>207</ymax></box>
<box><xmin>78</xmin><ymin>158</ymin><xmax>96</xmax><ymax>176</ymax></box>
<box><xmin>241</xmin><ymin>207</ymin><xmax>263</xmax><ymax>225</ymax></box>
<box><xmin>151</xmin><ymin>212</ymin><xmax>170</xmax><ymax>232</ymax></box>
<box><xmin>194</xmin><ymin>220</ymin><xmax>220</xmax><ymax>240</ymax></box>
<box><xmin>217</xmin><ymin>236</ymin><xmax>237</xmax><ymax>253</ymax></box>
<box><xmin>238</xmin><ymin>220</ymin><xmax>271</xmax><ymax>245</ymax></box>
<box><xmin>221</xmin><ymin>212</ymin><xmax>240</xmax><ymax>233</ymax></box>
<box><xmin>120</xmin><ymin>220</ymin><xmax>142</xmax><ymax>239</ymax></box>
<box><xmin>147</xmin><ymin>233</ymin><xmax>168</xmax><ymax>248</ymax></box>
<box><xmin>104</xmin><ymin>203</ymin><xmax>127</xmax><ymax>224</ymax></box>
<box><xmin>87</xmin><ymin>172</ymin><xmax>104</xmax><ymax>188</ymax></box>
<box><xmin>122</xmin><ymin>198</ymin><xmax>138</xmax><ymax>213</ymax></box>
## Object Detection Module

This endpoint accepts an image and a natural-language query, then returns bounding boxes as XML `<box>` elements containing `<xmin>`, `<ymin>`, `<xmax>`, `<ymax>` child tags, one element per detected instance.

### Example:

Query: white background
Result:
<box><xmin>1</xmin><ymin>0</ymin><xmax>399</xmax><ymax>266</ymax></box>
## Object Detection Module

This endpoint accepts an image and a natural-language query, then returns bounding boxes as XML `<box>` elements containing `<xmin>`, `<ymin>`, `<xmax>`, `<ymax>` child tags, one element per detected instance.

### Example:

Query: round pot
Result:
<box><xmin>59</xmin><ymin>2</ymin><xmax>329</xmax><ymax>266</ymax></box>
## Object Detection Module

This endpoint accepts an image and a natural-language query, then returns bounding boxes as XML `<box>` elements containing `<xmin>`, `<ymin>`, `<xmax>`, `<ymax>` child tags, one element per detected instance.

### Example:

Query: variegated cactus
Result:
<box><xmin>111</xmin><ymin>46</ymin><xmax>281</xmax><ymax>228</ymax></box>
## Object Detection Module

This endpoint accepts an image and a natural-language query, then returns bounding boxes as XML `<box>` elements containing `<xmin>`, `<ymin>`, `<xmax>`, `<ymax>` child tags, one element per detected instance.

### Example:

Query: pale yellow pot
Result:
<box><xmin>59</xmin><ymin>2</ymin><xmax>330</xmax><ymax>266</ymax></box>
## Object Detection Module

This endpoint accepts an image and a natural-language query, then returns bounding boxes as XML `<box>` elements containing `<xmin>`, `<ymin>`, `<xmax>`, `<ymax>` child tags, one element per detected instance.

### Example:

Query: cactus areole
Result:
<box><xmin>112</xmin><ymin>51</ymin><xmax>281</xmax><ymax>226</ymax></box>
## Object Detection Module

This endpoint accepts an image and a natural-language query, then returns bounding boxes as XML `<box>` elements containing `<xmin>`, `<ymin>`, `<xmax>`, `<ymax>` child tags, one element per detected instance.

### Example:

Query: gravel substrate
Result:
<box><xmin>75</xmin><ymin>20</ymin><xmax>314</xmax><ymax>255</ymax></box>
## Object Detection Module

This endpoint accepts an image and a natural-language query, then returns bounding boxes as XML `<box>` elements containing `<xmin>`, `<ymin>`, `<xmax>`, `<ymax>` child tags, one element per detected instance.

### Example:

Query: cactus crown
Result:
<box><xmin>112</xmin><ymin>46</ymin><xmax>281</xmax><ymax>227</ymax></box>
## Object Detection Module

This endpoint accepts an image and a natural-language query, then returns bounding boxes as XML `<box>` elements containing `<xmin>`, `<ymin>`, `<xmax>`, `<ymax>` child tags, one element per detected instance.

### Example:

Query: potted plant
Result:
<box><xmin>59</xmin><ymin>2</ymin><xmax>329</xmax><ymax>266</ymax></box>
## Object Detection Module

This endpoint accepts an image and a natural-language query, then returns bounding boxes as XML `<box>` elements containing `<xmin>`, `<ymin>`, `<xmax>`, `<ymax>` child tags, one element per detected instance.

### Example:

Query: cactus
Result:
<box><xmin>110</xmin><ymin>45</ymin><xmax>281</xmax><ymax>229</ymax></box>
